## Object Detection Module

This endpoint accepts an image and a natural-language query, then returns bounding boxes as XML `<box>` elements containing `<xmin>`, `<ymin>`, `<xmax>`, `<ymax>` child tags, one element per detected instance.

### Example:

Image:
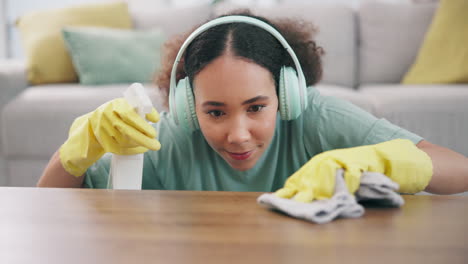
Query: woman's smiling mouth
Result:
<box><xmin>227</xmin><ymin>150</ymin><xmax>254</xmax><ymax>160</ymax></box>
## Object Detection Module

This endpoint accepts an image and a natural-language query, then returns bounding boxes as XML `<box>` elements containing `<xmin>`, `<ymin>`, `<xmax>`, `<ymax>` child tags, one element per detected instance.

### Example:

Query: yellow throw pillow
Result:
<box><xmin>17</xmin><ymin>2</ymin><xmax>132</xmax><ymax>85</ymax></box>
<box><xmin>402</xmin><ymin>0</ymin><xmax>468</xmax><ymax>84</ymax></box>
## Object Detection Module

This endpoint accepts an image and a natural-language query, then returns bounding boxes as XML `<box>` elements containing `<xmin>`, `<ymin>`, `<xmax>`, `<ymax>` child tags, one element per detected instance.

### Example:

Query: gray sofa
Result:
<box><xmin>1</xmin><ymin>1</ymin><xmax>467</xmax><ymax>187</ymax></box>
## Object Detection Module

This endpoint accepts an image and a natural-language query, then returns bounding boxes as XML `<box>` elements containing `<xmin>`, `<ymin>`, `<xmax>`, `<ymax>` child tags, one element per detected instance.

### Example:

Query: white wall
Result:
<box><xmin>0</xmin><ymin>0</ymin><xmax>6</xmax><ymax>58</ymax></box>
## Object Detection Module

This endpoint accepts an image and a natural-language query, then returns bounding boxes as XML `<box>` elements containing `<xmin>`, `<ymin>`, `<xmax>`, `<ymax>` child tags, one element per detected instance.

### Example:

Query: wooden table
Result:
<box><xmin>0</xmin><ymin>188</ymin><xmax>467</xmax><ymax>264</ymax></box>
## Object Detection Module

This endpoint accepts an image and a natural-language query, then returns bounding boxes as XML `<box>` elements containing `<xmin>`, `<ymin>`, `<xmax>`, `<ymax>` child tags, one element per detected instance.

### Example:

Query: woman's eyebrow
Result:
<box><xmin>202</xmin><ymin>101</ymin><xmax>225</xmax><ymax>107</ymax></box>
<box><xmin>242</xmin><ymin>95</ymin><xmax>269</xmax><ymax>105</ymax></box>
<box><xmin>202</xmin><ymin>96</ymin><xmax>269</xmax><ymax>107</ymax></box>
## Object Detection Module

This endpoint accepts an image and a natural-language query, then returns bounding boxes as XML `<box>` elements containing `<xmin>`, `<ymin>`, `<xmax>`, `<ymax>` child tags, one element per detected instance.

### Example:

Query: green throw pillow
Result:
<box><xmin>62</xmin><ymin>27</ymin><xmax>166</xmax><ymax>85</ymax></box>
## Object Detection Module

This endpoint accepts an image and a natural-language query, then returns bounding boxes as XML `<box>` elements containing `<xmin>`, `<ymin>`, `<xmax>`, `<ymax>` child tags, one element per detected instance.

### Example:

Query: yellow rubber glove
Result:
<box><xmin>59</xmin><ymin>98</ymin><xmax>161</xmax><ymax>177</ymax></box>
<box><xmin>275</xmin><ymin>139</ymin><xmax>433</xmax><ymax>202</ymax></box>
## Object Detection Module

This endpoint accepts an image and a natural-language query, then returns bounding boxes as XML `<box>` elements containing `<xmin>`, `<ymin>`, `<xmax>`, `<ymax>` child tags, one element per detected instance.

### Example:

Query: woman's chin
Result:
<box><xmin>229</xmin><ymin>164</ymin><xmax>254</xmax><ymax>171</ymax></box>
<box><xmin>230</xmin><ymin>163</ymin><xmax>253</xmax><ymax>171</ymax></box>
<box><xmin>223</xmin><ymin>155</ymin><xmax>257</xmax><ymax>171</ymax></box>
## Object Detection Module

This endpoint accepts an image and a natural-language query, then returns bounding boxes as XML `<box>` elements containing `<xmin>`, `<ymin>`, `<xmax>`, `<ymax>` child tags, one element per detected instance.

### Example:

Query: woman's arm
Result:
<box><xmin>417</xmin><ymin>140</ymin><xmax>468</xmax><ymax>194</ymax></box>
<box><xmin>37</xmin><ymin>97</ymin><xmax>161</xmax><ymax>188</ymax></box>
<box><xmin>37</xmin><ymin>150</ymin><xmax>85</xmax><ymax>188</ymax></box>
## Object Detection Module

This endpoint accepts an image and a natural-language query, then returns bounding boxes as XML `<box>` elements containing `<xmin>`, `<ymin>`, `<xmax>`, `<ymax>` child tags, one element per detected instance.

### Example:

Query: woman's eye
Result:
<box><xmin>207</xmin><ymin>110</ymin><xmax>225</xmax><ymax>118</ymax></box>
<box><xmin>248</xmin><ymin>105</ymin><xmax>266</xmax><ymax>113</ymax></box>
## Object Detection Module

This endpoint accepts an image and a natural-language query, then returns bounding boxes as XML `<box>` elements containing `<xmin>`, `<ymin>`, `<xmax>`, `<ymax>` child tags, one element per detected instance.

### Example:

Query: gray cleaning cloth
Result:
<box><xmin>257</xmin><ymin>169</ymin><xmax>404</xmax><ymax>224</ymax></box>
<box><xmin>257</xmin><ymin>169</ymin><xmax>364</xmax><ymax>224</ymax></box>
<box><xmin>356</xmin><ymin>171</ymin><xmax>404</xmax><ymax>207</ymax></box>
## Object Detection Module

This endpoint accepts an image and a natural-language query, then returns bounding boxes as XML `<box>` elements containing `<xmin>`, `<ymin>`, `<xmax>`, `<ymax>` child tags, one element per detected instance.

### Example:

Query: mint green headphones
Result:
<box><xmin>169</xmin><ymin>15</ymin><xmax>308</xmax><ymax>133</ymax></box>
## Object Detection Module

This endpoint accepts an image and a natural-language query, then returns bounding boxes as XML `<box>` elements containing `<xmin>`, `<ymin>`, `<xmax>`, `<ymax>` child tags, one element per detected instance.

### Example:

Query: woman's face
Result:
<box><xmin>193</xmin><ymin>54</ymin><xmax>278</xmax><ymax>171</ymax></box>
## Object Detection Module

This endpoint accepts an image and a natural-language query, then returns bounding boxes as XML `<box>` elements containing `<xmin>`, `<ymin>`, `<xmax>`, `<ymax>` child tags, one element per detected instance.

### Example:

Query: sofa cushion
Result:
<box><xmin>16</xmin><ymin>2</ymin><xmax>132</xmax><ymax>85</ymax></box>
<box><xmin>402</xmin><ymin>0</ymin><xmax>468</xmax><ymax>84</ymax></box>
<box><xmin>315</xmin><ymin>84</ymin><xmax>375</xmax><ymax>113</ymax></box>
<box><xmin>1</xmin><ymin>84</ymin><xmax>166</xmax><ymax>159</ymax></box>
<box><xmin>213</xmin><ymin>4</ymin><xmax>357</xmax><ymax>88</ymax></box>
<box><xmin>130</xmin><ymin>4</ymin><xmax>212</xmax><ymax>37</ymax></box>
<box><xmin>359</xmin><ymin>1</ymin><xmax>437</xmax><ymax>84</ymax></box>
<box><xmin>359</xmin><ymin>84</ymin><xmax>468</xmax><ymax>156</ymax></box>
<box><xmin>63</xmin><ymin>27</ymin><xmax>166</xmax><ymax>85</ymax></box>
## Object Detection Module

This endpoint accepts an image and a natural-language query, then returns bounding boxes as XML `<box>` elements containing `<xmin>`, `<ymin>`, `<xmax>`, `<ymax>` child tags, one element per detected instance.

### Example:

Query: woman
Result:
<box><xmin>38</xmin><ymin>11</ymin><xmax>468</xmax><ymax>200</ymax></box>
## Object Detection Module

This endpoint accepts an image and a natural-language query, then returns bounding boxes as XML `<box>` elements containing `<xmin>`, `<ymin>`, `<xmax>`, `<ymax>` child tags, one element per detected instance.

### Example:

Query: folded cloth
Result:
<box><xmin>258</xmin><ymin>169</ymin><xmax>364</xmax><ymax>224</ymax></box>
<box><xmin>356</xmin><ymin>171</ymin><xmax>405</xmax><ymax>207</ymax></box>
<box><xmin>257</xmin><ymin>169</ymin><xmax>404</xmax><ymax>224</ymax></box>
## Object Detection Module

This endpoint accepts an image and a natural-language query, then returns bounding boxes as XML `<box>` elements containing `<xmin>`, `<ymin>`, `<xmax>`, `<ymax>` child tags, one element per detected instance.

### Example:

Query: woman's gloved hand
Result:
<box><xmin>275</xmin><ymin>139</ymin><xmax>433</xmax><ymax>202</ymax></box>
<box><xmin>59</xmin><ymin>98</ymin><xmax>161</xmax><ymax>177</ymax></box>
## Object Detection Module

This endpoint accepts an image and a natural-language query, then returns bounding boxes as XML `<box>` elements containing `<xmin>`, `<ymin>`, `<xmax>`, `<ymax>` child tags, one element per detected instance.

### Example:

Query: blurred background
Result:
<box><xmin>2</xmin><ymin>0</ymin><xmax>465</xmax><ymax>189</ymax></box>
<box><xmin>0</xmin><ymin>0</ymin><xmax>418</xmax><ymax>59</ymax></box>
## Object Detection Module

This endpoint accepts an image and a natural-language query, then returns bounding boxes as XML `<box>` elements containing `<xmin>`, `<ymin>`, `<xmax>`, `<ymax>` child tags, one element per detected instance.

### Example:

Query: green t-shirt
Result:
<box><xmin>84</xmin><ymin>88</ymin><xmax>422</xmax><ymax>191</ymax></box>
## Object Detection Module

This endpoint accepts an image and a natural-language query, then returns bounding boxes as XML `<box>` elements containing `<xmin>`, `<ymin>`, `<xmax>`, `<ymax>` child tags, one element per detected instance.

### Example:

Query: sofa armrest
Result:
<box><xmin>0</xmin><ymin>59</ymin><xmax>28</xmax><ymax>162</ymax></box>
<box><xmin>0</xmin><ymin>60</ymin><xmax>29</xmax><ymax>109</ymax></box>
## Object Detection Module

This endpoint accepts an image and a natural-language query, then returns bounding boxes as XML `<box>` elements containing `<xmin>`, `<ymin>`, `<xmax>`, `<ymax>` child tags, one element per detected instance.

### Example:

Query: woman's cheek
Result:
<box><xmin>199</xmin><ymin>118</ymin><xmax>223</xmax><ymax>144</ymax></box>
<box><xmin>255</xmin><ymin>112</ymin><xmax>277</xmax><ymax>138</ymax></box>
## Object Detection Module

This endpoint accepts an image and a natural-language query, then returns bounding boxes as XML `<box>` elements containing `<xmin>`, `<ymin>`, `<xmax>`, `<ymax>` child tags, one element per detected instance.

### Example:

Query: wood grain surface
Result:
<box><xmin>0</xmin><ymin>187</ymin><xmax>467</xmax><ymax>264</ymax></box>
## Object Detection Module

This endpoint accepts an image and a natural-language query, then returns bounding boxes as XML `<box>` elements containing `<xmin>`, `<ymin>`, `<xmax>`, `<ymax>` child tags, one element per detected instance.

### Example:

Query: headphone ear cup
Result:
<box><xmin>174</xmin><ymin>77</ymin><xmax>199</xmax><ymax>132</ymax></box>
<box><xmin>279</xmin><ymin>66</ymin><xmax>303</xmax><ymax>120</ymax></box>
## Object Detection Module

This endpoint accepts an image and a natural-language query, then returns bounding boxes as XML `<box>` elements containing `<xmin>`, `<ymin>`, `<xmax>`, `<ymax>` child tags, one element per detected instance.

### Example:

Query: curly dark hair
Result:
<box><xmin>154</xmin><ymin>9</ymin><xmax>324</xmax><ymax>108</ymax></box>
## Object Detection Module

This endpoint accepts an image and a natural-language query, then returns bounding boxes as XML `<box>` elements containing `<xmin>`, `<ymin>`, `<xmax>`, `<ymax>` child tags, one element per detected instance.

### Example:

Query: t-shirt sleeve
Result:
<box><xmin>83</xmin><ymin>153</ymin><xmax>111</xmax><ymax>189</ymax></box>
<box><xmin>303</xmin><ymin>90</ymin><xmax>423</xmax><ymax>153</ymax></box>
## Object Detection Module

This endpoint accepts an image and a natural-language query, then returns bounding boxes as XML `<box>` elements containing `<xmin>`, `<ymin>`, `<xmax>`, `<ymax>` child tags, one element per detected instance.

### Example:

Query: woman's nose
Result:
<box><xmin>227</xmin><ymin>117</ymin><xmax>251</xmax><ymax>145</ymax></box>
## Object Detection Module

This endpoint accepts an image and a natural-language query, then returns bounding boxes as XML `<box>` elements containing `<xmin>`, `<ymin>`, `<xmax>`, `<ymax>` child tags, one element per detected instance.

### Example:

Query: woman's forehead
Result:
<box><xmin>193</xmin><ymin>55</ymin><xmax>276</xmax><ymax>100</ymax></box>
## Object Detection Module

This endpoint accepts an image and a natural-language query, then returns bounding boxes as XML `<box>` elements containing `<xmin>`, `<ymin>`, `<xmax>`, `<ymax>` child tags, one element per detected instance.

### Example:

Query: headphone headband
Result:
<box><xmin>169</xmin><ymin>15</ymin><xmax>307</xmax><ymax>124</ymax></box>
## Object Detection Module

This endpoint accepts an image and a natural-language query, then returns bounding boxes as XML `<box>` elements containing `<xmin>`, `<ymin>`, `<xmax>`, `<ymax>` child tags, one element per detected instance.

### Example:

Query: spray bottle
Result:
<box><xmin>107</xmin><ymin>83</ymin><xmax>153</xmax><ymax>190</ymax></box>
